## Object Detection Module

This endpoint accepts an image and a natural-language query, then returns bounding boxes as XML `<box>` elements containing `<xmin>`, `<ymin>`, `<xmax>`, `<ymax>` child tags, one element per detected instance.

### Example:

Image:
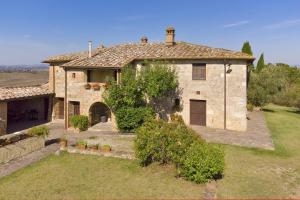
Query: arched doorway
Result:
<box><xmin>89</xmin><ymin>102</ymin><xmax>111</xmax><ymax>126</ymax></box>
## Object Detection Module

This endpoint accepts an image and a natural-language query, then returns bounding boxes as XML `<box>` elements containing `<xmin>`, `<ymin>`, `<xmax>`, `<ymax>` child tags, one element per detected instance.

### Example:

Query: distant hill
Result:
<box><xmin>0</xmin><ymin>64</ymin><xmax>48</xmax><ymax>72</ymax></box>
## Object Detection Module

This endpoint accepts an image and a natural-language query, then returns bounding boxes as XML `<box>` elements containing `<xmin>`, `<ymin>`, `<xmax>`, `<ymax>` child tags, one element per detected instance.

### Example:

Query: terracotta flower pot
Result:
<box><xmin>88</xmin><ymin>145</ymin><xmax>99</xmax><ymax>151</ymax></box>
<box><xmin>76</xmin><ymin>144</ymin><xmax>87</xmax><ymax>150</ymax></box>
<box><xmin>84</xmin><ymin>83</ymin><xmax>91</xmax><ymax>89</ymax></box>
<box><xmin>101</xmin><ymin>145</ymin><xmax>112</xmax><ymax>152</ymax></box>
<box><xmin>92</xmin><ymin>84</ymin><xmax>100</xmax><ymax>90</ymax></box>
<box><xmin>60</xmin><ymin>140</ymin><xmax>68</xmax><ymax>148</ymax></box>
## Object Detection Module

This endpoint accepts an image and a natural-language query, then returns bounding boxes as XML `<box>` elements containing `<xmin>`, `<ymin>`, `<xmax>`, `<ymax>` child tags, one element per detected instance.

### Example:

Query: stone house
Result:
<box><xmin>43</xmin><ymin>27</ymin><xmax>254</xmax><ymax>132</ymax></box>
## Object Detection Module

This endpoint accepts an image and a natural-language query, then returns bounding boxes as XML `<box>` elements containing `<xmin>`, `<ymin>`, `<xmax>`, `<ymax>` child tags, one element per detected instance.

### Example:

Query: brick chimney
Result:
<box><xmin>166</xmin><ymin>26</ymin><xmax>175</xmax><ymax>45</ymax></box>
<box><xmin>141</xmin><ymin>36</ymin><xmax>148</xmax><ymax>44</ymax></box>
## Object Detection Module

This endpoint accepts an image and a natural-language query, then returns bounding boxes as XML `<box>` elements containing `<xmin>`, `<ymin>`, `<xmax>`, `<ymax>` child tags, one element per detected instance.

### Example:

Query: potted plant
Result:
<box><xmin>76</xmin><ymin>140</ymin><xmax>87</xmax><ymax>150</ymax></box>
<box><xmin>92</xmin><ymin>83</ymin><xmax>100</xmax><ymax>90</ymax></box>
<box><xmin>103</xmin><ymin>82</ymin><xmax>109</xmax><ymax>90</ymax></box>
<box><xmin>88</xmin><ymin>144</ymin><xmax>99</xmax><ymax>151</ymax></box>
<box><xmin>101</xmin><ymin>144</ymin><xmax>112</xmax><ymax>152</ymax></box>
<box><xmin>60</xmin><ymin>136</ymin><xmax>68</xmax><ymax>149</ymax></box>
<box><xmin>100</xmin><ymin>115</ymin><xmax>107</xmax><ymax>123</ymax></box>
<box><xmin>84</xmin><ymin>83</ymin><xmax>91</xmax><ymax>90</ymax></box>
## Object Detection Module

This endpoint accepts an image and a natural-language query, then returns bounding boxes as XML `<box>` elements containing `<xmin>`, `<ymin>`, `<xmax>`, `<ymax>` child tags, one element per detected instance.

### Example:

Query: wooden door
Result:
<box><xmin>190</xmin><ymin>100</ymin><xmax>206</xmax><ymax>126</ymax></box>
<box><xmin>57</xmin><ymin>98</ymin><xmax>64</xmax><ymax>119</ymax></box>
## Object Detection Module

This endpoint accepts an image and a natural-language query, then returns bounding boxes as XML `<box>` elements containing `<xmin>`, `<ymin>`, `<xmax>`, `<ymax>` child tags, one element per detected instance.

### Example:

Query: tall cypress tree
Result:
<box><xmin>241</xmin><ymin>41</ymin><xmax>253</xmax><ymax>56</ymax></box>
<box><xmin>256</xmin><ymin>53</ymin><xmax>265</xmax><ymax>72</ymax></box>
<box><xmin>242</xmin><ymin>41</ymin><xmax>254</xmax><ymax>87</ymax></box>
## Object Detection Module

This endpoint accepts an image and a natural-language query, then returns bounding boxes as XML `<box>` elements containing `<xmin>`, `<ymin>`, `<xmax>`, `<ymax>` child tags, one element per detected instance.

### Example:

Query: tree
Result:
<box><xmin>103</xmin><ymin>66</ymin><xmax>145</xmax><ymax>112</ymax></box>
<box><xmin>103</xmin><ymin>61</ymin><xmax>179</xmax><ymax>131</ymax></box>
<box><xmin>140</xmin><ymin>61</ymin><xmax>178</xmax><ymax>99</ymax></box>
<box><xmin>256</xmin><ymin>53</ymin><xmax>265</xmax><ymax>72</ymax></box>
<box><xmin>241</xmin><ymin>41</ymin><xmax>253</xmax><ymax>56</ymax></box>
<box><xmin>242</xmin><ymin>41</ymin><xmax>254</xmax><ymax>86</ymax></box>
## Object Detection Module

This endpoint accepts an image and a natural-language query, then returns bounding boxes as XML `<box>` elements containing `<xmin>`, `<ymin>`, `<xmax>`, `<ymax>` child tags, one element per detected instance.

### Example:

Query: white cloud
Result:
<box><xmin>223</xmin><ymin>20</ymin><xmax>250</xmax><ymax>28</ymax></box>
<box><xmin>264</xmin><ymin>19</ymin><xmax>300</xmax><ymax>29</ymax></box>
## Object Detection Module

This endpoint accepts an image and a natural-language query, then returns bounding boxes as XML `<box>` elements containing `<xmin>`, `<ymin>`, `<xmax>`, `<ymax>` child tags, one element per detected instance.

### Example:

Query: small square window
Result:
<box><xmin>174</xmin><ymin>98</ymin><xmax>180</xmax><ymax>107</ymax></box>
<box><xmin>192</xmin><ymin>64</ymin><xmax>206</xmax><ymax>80</ymax></box>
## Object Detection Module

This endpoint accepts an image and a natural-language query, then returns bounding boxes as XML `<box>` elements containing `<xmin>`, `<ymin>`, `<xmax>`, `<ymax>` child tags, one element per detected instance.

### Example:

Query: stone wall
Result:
<box><xmin>0</xmin><ymin>136</ymin><xmax>44</xmax><ymax>164</ymax></box>
<box><xmin>50</xmin><ymin>59</ymin><xmax>247</xmax><ymax>132</ymax></box>
<box><xmin>136</xmin><ymin>60</ymin><xmax>247</xmax><ymax>131</ymax></box>
<box><xmin>0</xmin><ymin>102</ymin><xmax>7</xmax><ymax>135</ymax></box>
<box><xmin>53</xmin><ymin>65</ymin><xmax>66</xmax><ymax>98</ymax></box>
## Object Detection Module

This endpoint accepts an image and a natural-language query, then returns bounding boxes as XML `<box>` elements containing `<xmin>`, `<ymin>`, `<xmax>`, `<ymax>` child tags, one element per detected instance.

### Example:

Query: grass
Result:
<box><xmin>0</xmin><ymin>104</ymin><xmax>299</xmax><ymax>199</ymax></box>
<box><xmin>0</xmin><ymin>71</ymin><xmax>48</xmax><ymax>87</ymax></box>
<box><xmin>217</xmin><ymin>104</ymin><xmax>300</xmax><ymax>198</ymax></box>
<box><xmin>0</xmin><ymin>152</ymin><xmax>204</xmax><ymax>200</ymax></box>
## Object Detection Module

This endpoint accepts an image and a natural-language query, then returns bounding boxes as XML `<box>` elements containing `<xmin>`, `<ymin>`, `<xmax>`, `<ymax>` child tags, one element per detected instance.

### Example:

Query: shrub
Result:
<box><xmin>135</xmin><ymin>119</ymin><xmax>225</xmax><ymax>184</ymax></box>
<box><xmin>70</xmin><ymin>115</ymin><xmax>89</xmax><ymax>131</ymax></box>
<box><xmin>101</xmin><ymin>144</ymin><xmax>112</xmax><ymax>151</ymax></box>
<box><xmin>27</xmin><ymin>125</ymin><xmax>49</xmax><ymax>138</ymax></box>
<box><xmin>246</xmin><ymin>103</ymin><xmax>254</xmax><ymax>111</ymax></box>
<box><xmin>115</xmin><ymin>106</ymin><xmax>155</xmax><ymax>132</ymax></box>
<box><xmin>170</xmin><ymin>113</ymin><xmax>185</xmax><ymax>124</ymax></box>
<box><xmin>180</xmin><ymin>142</ymin><xmax>225</xmax><ymax>184</ymax></box>
<box><xmin>76</xmin><ymin>140</ymin><xmax>87</xmax><ymax>149</ymax></box>
<box><xmin>134</xmin><ymin>119</ymin><xmax>202</xmax><ymax>166</ymax></box>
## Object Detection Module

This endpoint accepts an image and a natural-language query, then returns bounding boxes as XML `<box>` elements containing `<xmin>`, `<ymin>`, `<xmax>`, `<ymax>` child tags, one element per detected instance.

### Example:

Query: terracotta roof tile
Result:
<box><xmin>42</xmin><ymin>46</ymin><xmax>106</xmax><ymax>63</ymax></box>
<box><xmin>0</xmin><ymin>84</ymin><xmax>53</xmax><ymax>101</ymax></box>
<box><xmin>62</xmin><ymin>42</ymin><xmax>254</xmax><ymax>68</ymax></box>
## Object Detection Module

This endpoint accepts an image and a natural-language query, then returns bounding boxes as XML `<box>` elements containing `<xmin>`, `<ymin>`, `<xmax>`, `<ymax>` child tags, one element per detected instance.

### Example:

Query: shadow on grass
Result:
<box><xmin>287</xmin><ymin>110</ymin><xmax>300</xmax><ymax>115</ymax></box>
<box><xmin>262</xmin><ymin>108</ymin><xmax>275</xmax><ymax>113</ymax></box>
<box><xmin>45</xmin><ymin>138</ymin><xmax>59</xmax><ymax>146</ymax></box>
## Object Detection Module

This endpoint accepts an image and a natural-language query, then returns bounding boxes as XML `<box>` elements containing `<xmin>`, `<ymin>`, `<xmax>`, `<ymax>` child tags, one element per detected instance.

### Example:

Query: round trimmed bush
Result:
<box><xmin>70</xmin><ymin>115</ymin><xmax>89</xmax><ymax>131</ymax></box>
<box><xmin>181</xmin><ymin>142</ymin><xmax>225</xmax><ymax>184</ymax></box>
<box><xmin>115</xmin><ymin>106</ymin><xmax>154</xmax><ymax>132</ymax></box>
<box><xmin>134</xmin><ymin>119</ymin><xmax>203</xmax><ymax>166</ymax></box>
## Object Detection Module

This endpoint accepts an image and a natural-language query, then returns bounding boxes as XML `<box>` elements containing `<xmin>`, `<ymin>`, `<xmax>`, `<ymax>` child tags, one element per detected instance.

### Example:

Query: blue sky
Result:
<box><xmin>0</xmin><ymin>0</ymin><xmax>300</xmax><ymax>65</ymax></box>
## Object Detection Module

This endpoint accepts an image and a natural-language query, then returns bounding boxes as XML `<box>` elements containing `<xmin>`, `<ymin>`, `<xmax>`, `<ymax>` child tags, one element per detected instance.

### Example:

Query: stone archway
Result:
<box><xmin>89</xmin><ymin>102</ymin><xmax>111</xmax><ymax>126</ymax></box>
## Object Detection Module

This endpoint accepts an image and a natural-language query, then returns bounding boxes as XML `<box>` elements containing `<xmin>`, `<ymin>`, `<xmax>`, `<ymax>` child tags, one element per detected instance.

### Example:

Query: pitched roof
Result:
<box><xmin>42</xmin><ymin>46</ymin><xmax>106</xmax><ymax>63</ymax></box>
<box><xmin>44</xmin><ymin>41</ymin><xmax>254</xmax><ymax>68</ymax></box>
<box><xmin>0</xmin><ymin>84</ymin><xmax>53</xmax><ymax>101</ymax></box>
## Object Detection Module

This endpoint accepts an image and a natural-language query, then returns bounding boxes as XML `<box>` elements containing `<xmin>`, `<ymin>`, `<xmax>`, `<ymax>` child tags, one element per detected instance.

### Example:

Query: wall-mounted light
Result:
<box><xmin>226</xmin><ymin>64</ymin><xmax>232</xmax><ymax>73</ymax></box>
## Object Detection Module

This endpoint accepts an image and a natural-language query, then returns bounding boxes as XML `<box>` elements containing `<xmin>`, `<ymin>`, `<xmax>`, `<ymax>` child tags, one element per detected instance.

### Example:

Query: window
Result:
<box><xmin>174</xmin><ymin>98</ymin><xmax>180</xmax><ymax>107</ymax></box>
<box><xmin>72</xmin><ymin>73</ymin><xmax>76</xmax><ymax>78</ymax></box>
<box><xmin>87</xmin><ymin>70</ymin><xmax>116</xmax><ymax>83</ymax></box>
<box><xmin>69</xmin><ymin>101</ymin><xmax>80</xmax><ymax>115</ymax></box>
<box><xmin>192</xmin><ymin>63</ymin><xmax>206</xmax><ymax>80</ymax></box>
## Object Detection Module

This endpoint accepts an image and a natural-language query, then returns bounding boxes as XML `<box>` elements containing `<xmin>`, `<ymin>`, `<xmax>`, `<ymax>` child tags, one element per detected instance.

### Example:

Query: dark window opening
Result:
<box><xmin>192</xmin><ymin>63</ymin><xmax>206</xmax><ymax>80</ymax></box>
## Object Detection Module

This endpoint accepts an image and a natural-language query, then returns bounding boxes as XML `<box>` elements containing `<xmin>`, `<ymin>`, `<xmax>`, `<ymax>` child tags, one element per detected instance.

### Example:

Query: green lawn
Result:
<box><xmin>217</xmin><ymin>104</ymin><xmax>300</xmax><ymax>198</ymax></box>
<box><xmin>0</xmin><ymin>104</ymin><xmax>299</xmax><ymax>199</ymax></box>
<box><xmin>0</xmin><ymin>153</ymin><xmax>204</xmax><ymax>200</ymax></box>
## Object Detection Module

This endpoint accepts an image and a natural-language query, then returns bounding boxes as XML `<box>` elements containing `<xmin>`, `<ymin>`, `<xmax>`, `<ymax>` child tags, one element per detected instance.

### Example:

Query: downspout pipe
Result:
<box><xmin>224</xmin><ymin>62</ymin><xmax>227</xmax><ymax>130</ymax></box>
<box><xmin>64</xmin><ymin>68</ymin><xmax>68</xmax><ymax>129</ymax></box>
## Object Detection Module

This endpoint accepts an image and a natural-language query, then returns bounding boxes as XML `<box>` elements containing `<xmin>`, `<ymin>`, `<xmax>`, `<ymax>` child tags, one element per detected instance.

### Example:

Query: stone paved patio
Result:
<box><xmin>191</xmin><ymin>111</ymin><xmax>274</xmax><ymax>150</ymax></box>
<box><xmin>0</xmin><ymin>120</ymin><xmax>123</xmax><ymax>178</ymax></box>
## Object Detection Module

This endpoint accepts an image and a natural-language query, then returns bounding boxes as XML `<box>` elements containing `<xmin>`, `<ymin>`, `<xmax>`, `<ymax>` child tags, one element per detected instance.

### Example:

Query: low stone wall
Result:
<box><xmin>0</xmin><ymin>136</ymin><xmax>45</xmax><ymax>164</ymax></box>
